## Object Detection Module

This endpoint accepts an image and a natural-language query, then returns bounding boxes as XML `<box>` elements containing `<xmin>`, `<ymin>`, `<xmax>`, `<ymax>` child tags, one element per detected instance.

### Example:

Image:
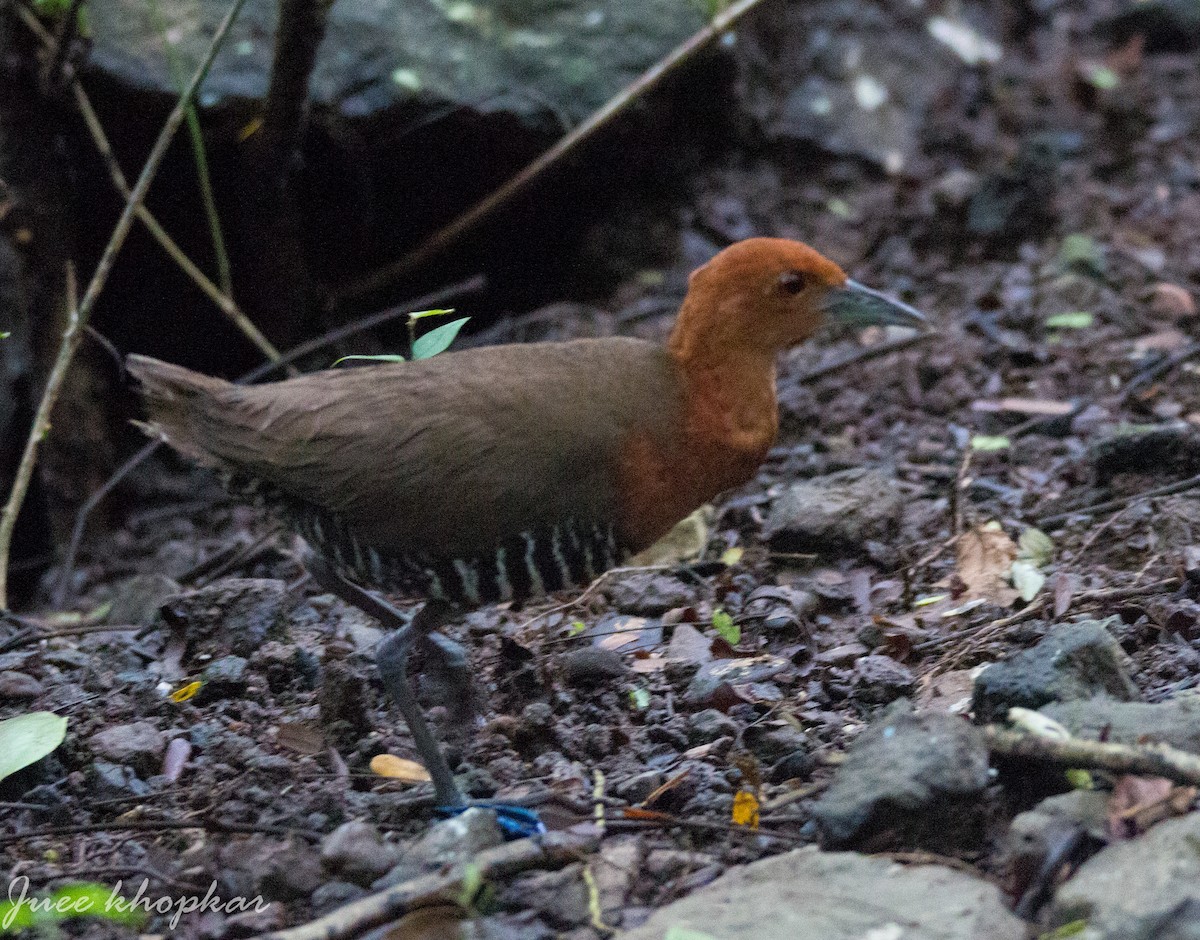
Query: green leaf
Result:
<box><xmin>0</xmin><ymin>712</ymin><xmax>67</xmax><ymax>783</ymax></box>
<box><xmin>1058</xmin><ymin>234</ymin><xmax>1105</xmax><ymax>276</ymax></box>
<box><xmin>1039</xmin><ymin>919</ymin><xmax>1089</xmax><ymax>939</ymax></box>
<box><xmin>1045</xmin><ymin>311</ymin><xmax>1094</xmax><ymax>330</ymax></box>
<box><xmin>1011</xmin><ymin>560</ymin><xmax>1046</xmax><ymax>602</ymax></box>
<box><xmin>1018</xmin><ymin>527</ymin><xmax>1054</xmax><ymax>567</ymax></box>
<box><xmin>331</xmin><ymin>354</ymin><xmax>406</xmax><ymax>367</ymax></box>
<box><xmin>1064</xmin><ymin>768</ymin><xmax>1094</xmax><ymax>790</ymax></box>
<box><xmin>712</xmin><ymin>609</ymin><xmax>740</xmax><ymax>645</ymax></box>
<box><xmin>0</xmin><ymin>332</ymin><xmax>9</xmax><ymax>339</ymax></box>
<box><xmin>567</xmin><ymin>620</ymin><xmax>586</xmax><ymax>637</ymax></box>
<box><xmin>406</xmin><ymin>308</ymin><xmax>456</xmax><ymax>323</ymax></box>
<box><xmin>1084</xmin><ymin>64</ymin><xmax>1119</xmax><ymax>90</ymax></box>
<box><xmin>52</xmin><ymin>884</ymin><xmax>147</xmax><ymax>926</ymax></box>
<box><xmin>412</xmin><ymin>317</ymin><xmax>470</xmax><ymax>360</ymax></box>
<box><xmin>970</xmin><ymin>435</ymin><xmax>1011</xmax><ymax>452</ymax></box>
<box><xmin>629</xmin><ymin>687</ymin><xmax>650</xmax><ymax>710</ymax></box>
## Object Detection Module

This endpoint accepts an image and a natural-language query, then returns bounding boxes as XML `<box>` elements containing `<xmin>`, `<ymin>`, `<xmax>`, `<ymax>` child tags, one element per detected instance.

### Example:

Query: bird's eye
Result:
<box><xmin>778</xmin><ymin>270</ymin><xmax>808</xmax><ymax>295</ymax></box>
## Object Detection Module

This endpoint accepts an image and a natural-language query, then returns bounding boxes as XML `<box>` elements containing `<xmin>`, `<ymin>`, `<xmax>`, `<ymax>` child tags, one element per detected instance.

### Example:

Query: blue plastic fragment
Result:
<box><xmin>436</xmin><ymin>803</ymin><xmax>546</xmax><ymax>839</ymax></box>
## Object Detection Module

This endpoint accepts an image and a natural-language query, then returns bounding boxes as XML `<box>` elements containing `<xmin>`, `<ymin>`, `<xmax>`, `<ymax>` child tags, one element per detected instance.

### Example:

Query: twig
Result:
<box><xmin>0</xmin><ymin>263</ymin><xmax>79</xmax><ymax>609</ymax></box>
<box><xmin>794</xmin><ymin>330</ymin><xmax>934</xmax><ymax>384</ymax></box>
<box><xmin>0</xmin><ymin>816</ymin><xmax>322</xmax><ymax>849</ymax></box>
<box><xmin>923</xmin><ymin>577</ymin><xmax>1180</xmax><ymax>668</ymax></box>
<box><xmin>52</xmin><ymin>275</ymin><xmax>485</xmax><ymax>604</ymax></box>
<box><xmin>253</xmin><ymin>831</ymin><xmax>598</xmax><ymax>940</ymax></box>
<box><xmin>986</xmin><ymin>726</ymin><xmax>1200</xmax><ymax>787</ymax></box>
<box><xmin>336</xmin><ymin>0</ymin><xmax>779</xmax><ymax>305</ymax></box>
<box><xmin>1040</xmin><ymin>473</ymin><xmax>1200</xmax><ymax>526</ymax></box>
<box><xmin>1118</xmin><ymin>340</ymin><xmax>1200</xmax><ymax>405</ymax></box>
<box><xmin>0</xmin><ymin>0</ymin><xmax>250</xmax><ymax>610</ymax></box>
<box><xmin>14</xmin><ymin>5</ymin><xmax>286</xmax><ymax>367</ymax></box>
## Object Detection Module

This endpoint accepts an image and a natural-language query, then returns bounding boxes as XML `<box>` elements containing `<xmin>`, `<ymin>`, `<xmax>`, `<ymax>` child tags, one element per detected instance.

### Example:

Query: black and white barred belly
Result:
<box><xmin>289</xmin><ymin>502</ymin><xmax>630</xmax><ymax>606</ymax></box>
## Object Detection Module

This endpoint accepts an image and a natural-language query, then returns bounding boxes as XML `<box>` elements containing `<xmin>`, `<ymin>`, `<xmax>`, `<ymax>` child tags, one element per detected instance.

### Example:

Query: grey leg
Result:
<box><xmin>303</xmin><ymin>549</ymin><xmax>465</xmax><ymax>807</ymax></box>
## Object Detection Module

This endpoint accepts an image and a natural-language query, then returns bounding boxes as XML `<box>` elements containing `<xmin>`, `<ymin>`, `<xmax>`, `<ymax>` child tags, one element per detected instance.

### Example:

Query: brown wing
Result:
<box><xmin>128</xmin><ymin>338</ymin><xmax>685</xmax><ymax>557</ymax></box>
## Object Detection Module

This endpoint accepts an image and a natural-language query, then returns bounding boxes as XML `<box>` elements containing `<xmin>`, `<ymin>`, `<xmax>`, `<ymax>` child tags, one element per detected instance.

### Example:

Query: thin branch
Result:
<box><xmin>1040</xmin><ymin>473</ymin><xmax>1200</xmax><ymax>527</ymax></box>
<box><xmin>794</xmin><ymin>330</ymin><xmax>935</xmax><ymax>384</ymax></box>
<box><xmin>52</xmin><ymin>274</ymin><xmax>485</xmax><ymax>605</ymax></box>
<box><xmin>14</xmin><ymin>4</ymin><xmax>286</xmax><ymax>367</ymax></box>
<box><xmin>0</xmin><ymin>0</ymin><xmax>249</xmax><ymax>610</ymax></box>
<box><xmin>987</xmin><ymin>726</ymin><xmax>1200</xmax><ymax>787</ymax></box>
<box><xmin>254</xmin><ymin>830</ymin><xmax>598</xmax><ymax>940</ymax></box>
<box><xmin>0</xmin><ymin>264</ymin><xmax>80</xmax><ymax>609</ymax></box>
<box><xmin>336</xmin><ymin>0</ymin><xmax>779</xmax><ymax>305</ymax></box>
<box><xmin>257</xmin><ymin>0</ymin><xmax>333</xmax><ymax>170</ymax></box>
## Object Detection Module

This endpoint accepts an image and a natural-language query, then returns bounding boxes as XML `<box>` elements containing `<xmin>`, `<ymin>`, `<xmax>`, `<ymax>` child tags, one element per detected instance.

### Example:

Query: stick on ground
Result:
<box><xmin>986</xmin><ymin>726</ymin><xmax>1200</xmax><ymax>787</ymax></box>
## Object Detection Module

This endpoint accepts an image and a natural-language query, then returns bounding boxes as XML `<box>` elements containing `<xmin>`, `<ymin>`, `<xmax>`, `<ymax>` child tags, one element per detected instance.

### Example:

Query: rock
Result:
<box><xmin>321</xmin><ymin>821</ymin><xmax>400</xmax><ymax>887</ymax></box>
<box><xmin>198</xmin><ymin>655</ymin><xmax>249</xmax><ymax>701</ymax></box>
<box><xmin>643</xmin><ymin>849</ymin><xmax>720</xmax><ymax>881</ymax></box>
<box><xmin>159</xmin><ymin>578</ymin><xmax>289</xmax><ymax>657</ymax></box>
<box><xmin>814</xmin><ymin>643</ymin><xmax>868</xmax><ymax>667</ymax></box>
<box><xmin>743</xmin><ymin>724</ymin><xmax>809</xmax><ymax>765</ymax></box>
<box><xmin>606</xmin><ymin>574</ymin><xmax>694</xmax><ymax>615</ymax></box>
<box><xmin>1091</xmin><ymin>424</ymin><xmax>1200</xmax><ymax>485</ymax></box>
<box><xmin>375</xmin><ymin>808</ymin><xmax>505</xmax><ymax>888</ymax></box>
<box><xmin>619</xmin><ymin>847</ymin><xmax>1025</xmax><ymax>940</ymax></box>
<box><xmin>310</xmin><ymin>881</ymin><xmax>367</xmax><ymax>915</ymax></box>
<box><xmin>561</xmin><ymin>647</ymin><xmax>627</xmax><ymax>688</ymax></box>
<box><xmin>90</xmin><ymin>721</ymin><xmax>166</xmax><ymax>776</ymax></box>
<box><xmin>851</xmin><ymin>655</ymin><xmax>916</xmax><ymax>705</ymax></box>
<box><xmin>735</xmin><ymin>3</ymin><xmax>993</xmax><ymax>174</ymax></box>
<box><xmin>686</xmin><ymin>709</ymin><xmax>739</xmax><ymax>745</ymax></box>
<box><xmin>106</xmin><ymin>573</ymin><xmax>181</xmax><ymax>627</ymax></box>
<box><xmin>684</xmin><ymin>655</ymin><xmax>789</xmax><ymax>707</ymax></box>
<box><xmin>763</xmin><ymin>469</ymin><xmax>904</xmax><ymax>555</ymax></box>
<box><xmin>972</xmin><ymin>619</ymin><xmax>1139</xmax><ymax>723</ymax></box>
<box><xmin>502</xmin><ymin>864</ymin><xmax>589</xmax><ymax>930</ymax></box>
<box><xmin>91</xmin><ymin>761</ymin><xmax>150</xmax><ymax>798</ymax></box>
<box><xmin>1005</xmin><ymin>789</ymin><xmax>1110</xmax><ymax>910</ymax></box>
<box><xmin>1047</xmin><ymin>812</ymin><xmax>1200</xmax><ymax>938</ymax></box>
<box><xmin>811</xmin><ymin>704</ymin><xmax>989</xmax><ymax>846</ymax></box>
<box><xmin>257</xmin><ymin>846</ymin><xmax>325</xmax><ymax>901</ymax></box>
<box><xmin>1042</xmin><ymin>693</ymin><xmax>1200</xmax><ymax>752</ymax></box>
<box><xmin>0</xmin><ymin>670</ymin><xmax>42</xmax><ymax>701</ymax></box>
<box><xmin>614</xmin><ymin>770</ymin><xmax>667</xmax><ymax>804</ymax></box>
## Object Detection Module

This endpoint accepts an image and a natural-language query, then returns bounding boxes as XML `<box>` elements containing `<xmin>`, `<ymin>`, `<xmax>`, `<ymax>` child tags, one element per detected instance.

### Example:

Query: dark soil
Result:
<box><xmin>5</xmin><ymin>0</ymin><xmax>1200</xmax><ymax>936</ymax></box>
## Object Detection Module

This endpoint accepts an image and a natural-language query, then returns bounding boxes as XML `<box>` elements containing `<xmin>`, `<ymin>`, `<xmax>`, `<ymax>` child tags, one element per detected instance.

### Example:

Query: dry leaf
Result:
<box><xmin>370</xmin><ymin>753</ymin><xmax>433</xmax><ymax>783</ymax></box>
<box><xmin>731</xmin><ymin>790</ymin><xmax>760</xmax><ymax>829</ymax></box>
<box><xmin>278</xmin><ymin>721</ymin><xmax>326</xmax><ymax>756</ymax></box>
<box><xmin>641</xmin><ymin>768</ymin><xmax>692</xmax><ymax>808</ymax></box>
<box><xmin>1108</xmin><ymin>775</ymin><xmax>1196</xmax><ymax>839</ymax></box>
<box><xmin>957</xmin><ymin>522</ymin><xmax>1019</xmax><ymax>605</ymax></box>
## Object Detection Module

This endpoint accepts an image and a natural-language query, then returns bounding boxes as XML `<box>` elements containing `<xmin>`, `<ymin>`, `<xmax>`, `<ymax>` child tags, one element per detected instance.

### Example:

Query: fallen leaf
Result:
<box><xmin>731</xmin><ymin>790</ymin><xmax>760</xmax><ymax>829</ymax></box>
<box><xmin>1018</xmin><ymin>528</ymin><xmax>1054</xmax><ymax>567</ymax></box>
<box><xmin>666</xmin><ymin>623</ymin><xmax>713</xmax><ymax>664</ymax></box>
<box><xmin>370</xmin><ymin>754</ymin><xmax>432</xmax><ymax>783</ymax></box>
<box><xmin>1108</xmin><ymin>775</ymin><xmax>1195</xmax><ymax>839</ymax></box>
<box><xmin>629</xmin><ymin>505</ymin><xmax>712</xmax><ymax>566</ymax></box>
<box><xmin>712</xmin><ymin>609</ymin><xmax>740</xmax><ymax>646</ymax></box>
<box><xmin>0</xmin><ymin>712</ymin><xmax>67</xmax><ymax>783</ymax></box>
<box><xmin>1046</xmin><ymin>311</ymin><xmax>1095</xmax><ymax>330</ymax></box>
<box><xmin>169</xmin><ymin>681</ymin><xmax>201</xmax><ymax>703</ymax></box>
<box><xmin>641</xmin><ymin>768</ymin><xmax>692</xmax><ymax>808</ymax></box>
<box><xmin>1011</xmin><ymin>560</ymin><xmax>1046</xmax><ymax>602</ymax></box>
<box><xmin>1053</xmin><ymin>572</ymin><xmax>1075</xmax><ymax>618</ymax></box>
<box><xmin>971</xmin><ymin>398</ymin><xmax>1076</xmax><ymax>417</ymax></box>
<box><xmin>970</xmin><ymin>435</ymin><xmax>1011</xmax><ymax>452</ymax></box>
<box><xmin>278</xmin><ymin>721</ymin><xmax>325</xmax><ymax>756</ymax></box>
<box><xmin>957</xmin><ymin>522</ymin><xmax>1020</xmax><ymax>605</ymax></box>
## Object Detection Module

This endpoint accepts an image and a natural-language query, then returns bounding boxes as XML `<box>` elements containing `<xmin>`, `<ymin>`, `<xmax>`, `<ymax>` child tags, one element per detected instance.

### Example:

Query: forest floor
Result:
<box><xmin>6</xmin><ymin>0</ymin><xmax>1200</xmax><ymax>937</ymax></box>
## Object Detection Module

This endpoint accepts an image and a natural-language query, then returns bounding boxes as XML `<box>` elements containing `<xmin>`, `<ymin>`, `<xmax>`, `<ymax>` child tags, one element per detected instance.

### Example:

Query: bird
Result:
<box><xmin>127</xmin><ymin>237</ymin><xmax>926</xmax><ymax>810</ymax></box>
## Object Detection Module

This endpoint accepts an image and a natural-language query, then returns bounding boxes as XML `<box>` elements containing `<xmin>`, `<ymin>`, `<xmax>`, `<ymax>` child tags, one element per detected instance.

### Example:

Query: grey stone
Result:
<box><xmin>159</xmin><ymin>578</ymin><xmax>289</xmax><ymax>657</ymax></box>
<box><xmin>763</xmin><ymin>468</ymin><xmax>905</xmax><ymax>554</ymax></box>
<box><xmin>1047</xmin><ymin>812</ymin><xmax>1200</xmax><ymax>939</ymax></box>
<box><xmin>310</xmin><ymin>881</ymin><xmax>367</xmax><ymax>915</ymax></box>
<box><xmin>321</xmin><ymin>821</ymin><xmax>400</xmax><ymax>887</ymax></box>
<box><xmin>106</xmin><ymin>573</ymin><xmax>181</xmax><ymax>627</ymax></box>
<box><xmin>199</xmin><ymin>655</ymin><xmax>249</xmax><ymax>701</ymax></box>
<box><xmin>614</xmin><ymin>770</ymin><xmax>667</xmax><ymax>804</ymax></box>
<box><xmin>607</xmin><ymin>574</ymin><xmax>694</xmax><ymax>615</ymax></box>
<box><xmin>684</xmin><ymin>655</ymin><xmax>789</xmax><ymax>707</ymax></box>
<box><xmin>502</xmin><ymin>863</ymin><xmax>589</xmax><ymax>930</ymax></box>
<box><xmin>375</xmin><ymin>808</ymin><xmax>505</xmax><ymax>888</ymax></box>
<box><xmin>91</xmin><ymin>761</ymin><xmax>150</xmax><ymax>798</ymax></box>
<box><xmin>561</xmin><ymin>647</ymin><xmax>627</xmax><ymax>688</ymax></box>
<box><xmin>852</xmin><ymin>655</ymin><xmax>917</xmax><ymax>704</ymax></box>
<box><xmin>90</xmin><ymin>721</ymin><xmax>166</xmax><ymax>776</ymax></box>
<box><xmin>743</xmin><ymin>724</ymin><xmax>809</xmax><ymax>764</ymax></box>
<box><xmin>87</xmin><ymin>0</ymin><xmax>705</xmax><ymax>125</ymax></box>
<box><xmin>257</xmin><ymin>846</ymin><xmax>324</xmax><ymax>901</ymax></box>
<box><xmin>686</xmin><ymin>708</ymin><xmax>738</xmax><ymax>745</ymax></box>
<box><xmin>972</xmin><ymin>619</ymin><xmax>1139</xmax><ymax>722</ymax></box>
<box><xmin>812</xmin><ymin>704</ymin><xmax>989</xmax><ymax>846</ymax></box>
<box><xmin>619</xmin><ymin>846</ymin><xmax>1024</xmax><ymax>940</ymax></box>
<box><xmin>0</xmin><ymin>670</ymin><xmax>42</xmax><ymax>701</ymax></box>
<box><xmin>1042</xmin><ymin>693</ymin><xmax>1200</xmax><ymax>752</ymax></box>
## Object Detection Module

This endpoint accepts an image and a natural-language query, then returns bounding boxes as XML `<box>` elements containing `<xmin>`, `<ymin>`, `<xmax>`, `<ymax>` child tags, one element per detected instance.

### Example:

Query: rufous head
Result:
<box><xmin>670</xmin><ymin>237</ymin><xmax>925</xmax><ymax>361</ymax></box>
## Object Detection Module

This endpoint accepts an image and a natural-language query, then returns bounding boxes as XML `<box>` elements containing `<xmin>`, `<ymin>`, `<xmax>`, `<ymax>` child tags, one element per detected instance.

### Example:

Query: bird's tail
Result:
<box><xmin>126</xmin><ymin>354</ymin><xmax>235</xmax><ymax>468</ymax></box>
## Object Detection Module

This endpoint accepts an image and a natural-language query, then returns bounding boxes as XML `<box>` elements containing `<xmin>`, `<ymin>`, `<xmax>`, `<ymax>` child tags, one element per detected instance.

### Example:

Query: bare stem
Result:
<box><xmin>0</xmin><ymin>0</ymin><xmax>249</xmax><ymax>609</ymax></box>
<box><xmin>336</xmin><ymin>0</ymin><xmax>779</xmax><ymax>305</ymax></box>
